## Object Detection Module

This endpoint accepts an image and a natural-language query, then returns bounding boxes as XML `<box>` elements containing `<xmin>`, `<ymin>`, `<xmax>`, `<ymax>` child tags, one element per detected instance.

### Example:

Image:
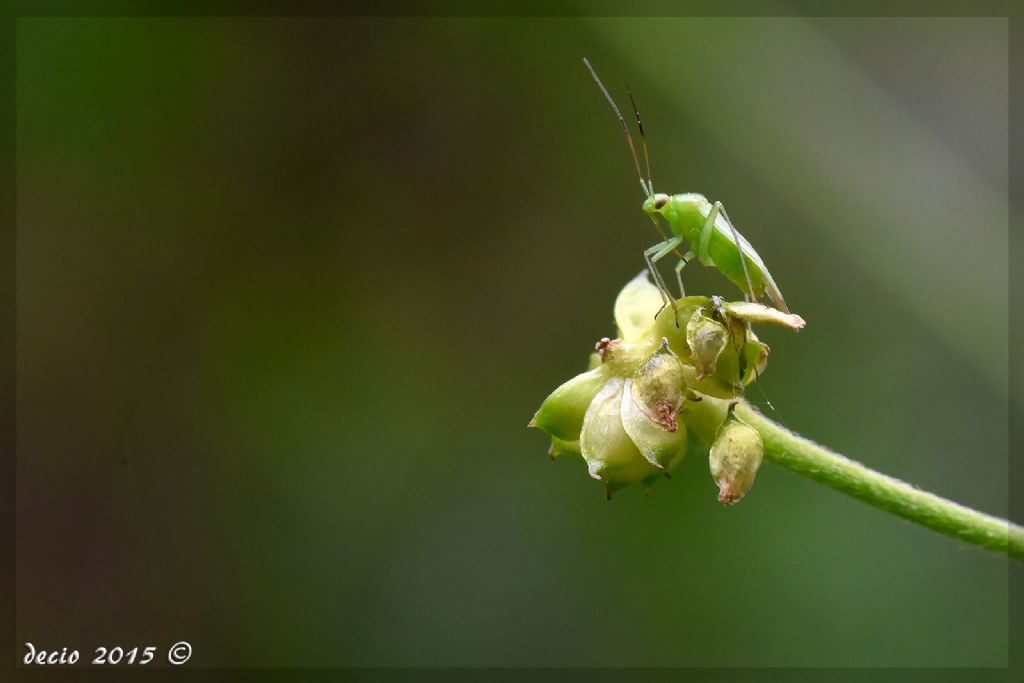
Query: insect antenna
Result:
<box><xmin>624</xmin><ymin>80</ymin><xmax>690</xmax><ymax>272</ymax></box>
<box><xmin>583</xmin><ymin>57</ymin><xmax>650</xmax><ymax>198</ymax></box>
<box><xmin>625</xmin><ymin>85</ymin><xmax>654</xmax><ymax>196</ymax></box>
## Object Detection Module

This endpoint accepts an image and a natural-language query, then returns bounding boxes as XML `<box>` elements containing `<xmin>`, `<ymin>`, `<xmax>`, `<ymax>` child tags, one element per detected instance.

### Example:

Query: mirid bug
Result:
<box><xmin>583</xmin><ymin>58</ymin><xmax>792</xmax><ymax>315</ymax></box>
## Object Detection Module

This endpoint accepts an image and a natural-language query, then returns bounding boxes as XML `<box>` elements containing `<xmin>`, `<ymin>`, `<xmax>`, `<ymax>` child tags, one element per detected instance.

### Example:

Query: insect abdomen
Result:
<box><xmin>707</xmin><ymin>233</ymin><xmax>768</xmax><ymax>298</ymax></box>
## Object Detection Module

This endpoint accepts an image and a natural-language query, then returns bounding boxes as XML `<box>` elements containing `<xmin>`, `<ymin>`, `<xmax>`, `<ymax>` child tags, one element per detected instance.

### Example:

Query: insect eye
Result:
<box><xmin>654</xmin><ymin>196</ymin><xmax>668</xmax><ymax>209</ymax></box>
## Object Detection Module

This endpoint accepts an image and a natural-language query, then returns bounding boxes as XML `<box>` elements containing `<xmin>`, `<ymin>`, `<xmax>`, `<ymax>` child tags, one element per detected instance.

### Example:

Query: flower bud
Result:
<box><xmin>686</xmin><ymin>308</ymin><xmax>729</xmax><ymax>379</ymax></box>
<box><xmin>709</xmin><ymin>406</ymin><xmax>764</xmax><ymax>504</ymax></box>
<box><xmin>529</xmin><ymin>366</ymin><xmax>610</xmax><ymax>441</ymax></box>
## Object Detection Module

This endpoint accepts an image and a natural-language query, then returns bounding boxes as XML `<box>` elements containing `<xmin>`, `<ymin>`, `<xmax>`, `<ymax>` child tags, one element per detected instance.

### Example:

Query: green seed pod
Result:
<box><xmin>529</xmin><ymin>366</ymin><xmax>610</xmax><ymax>441</ymax></box>
<box><xmin>712</xmin><ymin>325</ymin><xmax>770</xmax><ymax>388</ymax></box>
<box><xmin>709</xmin><ymin>407</ymin><xmax>764</xmax><ymax>505</ymax></box>
<box><xmin>652</xmin><ymin>295</ymin><xmax>708</xmax><ymax>359</ymax></box>
<box><xmin>740</xmin><ymin>332</ymin><xmax>770</xmax><ymax>385</ymax></box>
<box><xmin>620</xmin><ymin>378</ymin><xmax>687</xmax><ymax>472</ymax></box>
<box><xmin>630</xmin><ymin>339</ymin><xmax>686</xmax><ymax>431</ymax></box>
<box><xmin>580</xmin><ymin>376</ymin><xmax>661</xmax><ymax>498</ymax></box>
<box><xmin>686</xmin><ymin>308</ymin><xmax>729</xmax><ymax>379</ymax></box>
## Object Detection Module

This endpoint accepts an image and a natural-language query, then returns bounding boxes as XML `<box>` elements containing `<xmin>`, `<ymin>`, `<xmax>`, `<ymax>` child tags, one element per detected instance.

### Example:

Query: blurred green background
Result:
<box><xmin>16</xmin><ymin>17</ymin><xmax>1009</xmax><ymax>666</ymax></box>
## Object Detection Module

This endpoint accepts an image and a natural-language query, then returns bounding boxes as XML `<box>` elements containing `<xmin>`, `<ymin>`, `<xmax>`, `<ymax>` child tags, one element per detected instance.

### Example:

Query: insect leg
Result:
<box><xmin>674</xmin><ymin>249</ymin><xmax>696</xmax><ymax>298</ymax></box>
<box><xmin>643</xmin><ymin>236</ymin><xmax>684</xmax><ymax>310</ymax></box>
<box><xmin>711</xmin><ymin>204</ymin><xmax>759</xmax><ymax>394</ymax></box>
<box><xmin>717</xmin><ymin>201</ymin><xmax>791</xmax><ymax>313</ymax></box>
<box><xmin>715</xmin><ymin>202</ymin><xmax>757</xmax><ymax>303</ymax></box>
<box><xmin>651</xmin><ymin>236</ymin><xmax>684</xmax><ymax>262</ymax></box>
<box><xmin>695</xmin><ymin>202</ymin><xmax>717</xmax><ymax>263</ymax></box>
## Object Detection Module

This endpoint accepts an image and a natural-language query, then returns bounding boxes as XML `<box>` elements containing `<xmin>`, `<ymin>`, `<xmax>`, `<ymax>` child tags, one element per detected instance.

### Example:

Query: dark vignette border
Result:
<box><xmin>4</xmin><ymin>1</ymin><xmax>1019</xmax><ymax>680</ymax></box>
<box><xmin>1009</xmin><ymin>11</ymin><xmax>1022</xmax><ymax>683</ymax></box>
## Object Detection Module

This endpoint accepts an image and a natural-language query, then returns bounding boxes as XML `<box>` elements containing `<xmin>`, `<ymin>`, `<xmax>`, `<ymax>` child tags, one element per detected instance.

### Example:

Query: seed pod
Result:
<box><xmin>651</xmin><ymin>295</ymin><xmax>708</xmax><ymax>358</ymax></box>
<box><xmin>620</xmin><ymin>378</ymin><xmax>687</xmax><ymax>472</ymax></box>
<box><xmin>722</xmin><ymin>300</ymin><xmax>806</xmax><ymax>331</ymax></box>
<box><xmin>630</xmin><ymin>339</ymin><xmax>686</xmax><ymax>431</ymax></box>
<box><xmin>740</xmin><ymin>332</ymin><xmax>770</xmax><ymax>386</ymax></box>
<box><xmin>529</xmin><ymin>366</ymin><xmax>610</xmax><ymax>441</ymax></box>
<box><xmin>709</xmin><ymin>406</ymin><xmax>764</xmax><ymax>504</ymax></box>
<box><xmin>686</xmin><ymin>309</ymin><xmax>729</xmax><ymax>379</ymax></box>
<box><xmin>712</xmin><ymin>326</ymin><xmax>771</xmax><ymax>389</ymax></box>
<box><xmin>580</xmin><ymin>377</ymin><xmax>661</xmax><ymax>498</ymax></box>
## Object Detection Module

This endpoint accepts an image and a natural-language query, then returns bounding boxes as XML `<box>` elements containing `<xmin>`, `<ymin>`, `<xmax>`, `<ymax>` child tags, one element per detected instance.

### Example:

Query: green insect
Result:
<box><xmin>583</xmin><ymin>58</ymin><xmax>791</xmax><ymax>315</ymax></box>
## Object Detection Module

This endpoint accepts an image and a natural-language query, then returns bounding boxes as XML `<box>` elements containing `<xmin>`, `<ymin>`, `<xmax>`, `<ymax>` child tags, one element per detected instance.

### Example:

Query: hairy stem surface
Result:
<box><xmin>736</xmin><ymin>402</ymin><xmax>1023</xmax><ymax>560</ymax></box>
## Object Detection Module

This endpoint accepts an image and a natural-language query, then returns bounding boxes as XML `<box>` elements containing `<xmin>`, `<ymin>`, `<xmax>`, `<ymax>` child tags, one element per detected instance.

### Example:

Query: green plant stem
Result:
<box><xmin>735</xmin><ymin>402</ymin><xmax>1024</xmax><ymax>561</ymax></box>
